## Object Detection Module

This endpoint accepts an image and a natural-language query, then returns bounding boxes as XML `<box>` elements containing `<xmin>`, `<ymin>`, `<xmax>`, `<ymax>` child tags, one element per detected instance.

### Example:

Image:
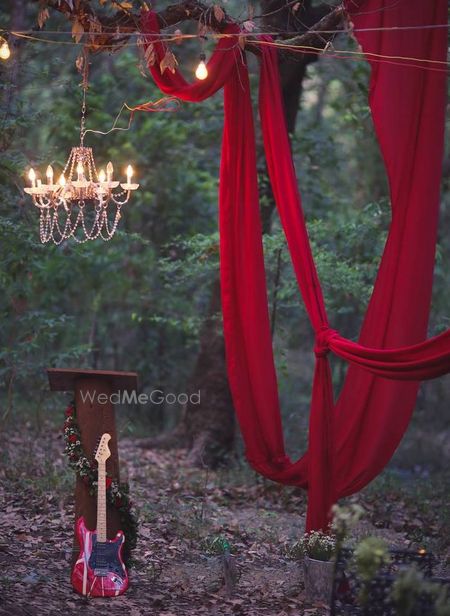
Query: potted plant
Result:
<box><xmin>291</xmin><ymin>531</ymin><xmax>337</xmax><ymax>604</ymax></box>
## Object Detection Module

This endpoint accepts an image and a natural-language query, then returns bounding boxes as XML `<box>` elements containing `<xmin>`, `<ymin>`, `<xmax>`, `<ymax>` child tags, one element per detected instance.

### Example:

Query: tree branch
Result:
<box><xmin>276</xmin><ymin>5</ymin><xmax>345</xmax><ymax>57</ymax></box>
<box><xmin>30</xmin><ymin>0</ymin><xmax>345</xmax><ymax>58</ymax></box>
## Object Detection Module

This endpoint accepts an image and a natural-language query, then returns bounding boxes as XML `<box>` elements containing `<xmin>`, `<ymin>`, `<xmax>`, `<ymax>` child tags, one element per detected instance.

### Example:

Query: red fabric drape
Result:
<box><xmin>141</xmin><ymin>0</ymin><xmax>449</xmax><ymax>531</ymax></box>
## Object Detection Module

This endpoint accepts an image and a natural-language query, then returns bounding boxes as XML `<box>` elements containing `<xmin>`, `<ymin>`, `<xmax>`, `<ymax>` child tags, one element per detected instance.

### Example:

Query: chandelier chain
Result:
<box><xmin>80</xmin><ymin>47</ymin><xmax>89</xmax><ymax>146</ymax></box>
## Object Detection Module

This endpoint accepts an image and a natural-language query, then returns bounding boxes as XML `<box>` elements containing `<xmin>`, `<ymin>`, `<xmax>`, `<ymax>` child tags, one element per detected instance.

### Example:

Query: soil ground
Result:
<box><xmin>1</xmin><ymin>424</ymin><xmax>449</xmax><ymax>615</ymax></box>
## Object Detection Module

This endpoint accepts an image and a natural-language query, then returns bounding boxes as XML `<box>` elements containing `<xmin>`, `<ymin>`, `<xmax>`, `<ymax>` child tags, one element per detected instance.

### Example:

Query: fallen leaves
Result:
<box><xmin>1</xmin><ymin>425</ymin><xmax>449</xmax><ymax>614</ymax></box>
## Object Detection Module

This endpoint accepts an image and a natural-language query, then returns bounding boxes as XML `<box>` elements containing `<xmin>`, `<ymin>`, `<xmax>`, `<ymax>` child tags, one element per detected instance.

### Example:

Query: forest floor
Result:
<box><xmin>1</xmin><ymin>423</ymin><xmax>449</xmax><ymax>616</ymax></box>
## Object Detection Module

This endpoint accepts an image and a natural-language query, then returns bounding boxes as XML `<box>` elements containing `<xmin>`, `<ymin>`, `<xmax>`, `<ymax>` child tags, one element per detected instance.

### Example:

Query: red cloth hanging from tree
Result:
<box><xmin>140</xmin><ymin>0</ymin><xmax>449</xmax><ymax>531</ymax></box>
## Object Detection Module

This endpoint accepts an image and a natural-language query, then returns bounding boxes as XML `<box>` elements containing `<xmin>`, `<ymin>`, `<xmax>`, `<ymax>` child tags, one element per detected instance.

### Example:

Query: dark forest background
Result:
<box><xmin>1</xmin><ymin>0</ymin><xmax>449</xmax><ymax>473</ymax></box>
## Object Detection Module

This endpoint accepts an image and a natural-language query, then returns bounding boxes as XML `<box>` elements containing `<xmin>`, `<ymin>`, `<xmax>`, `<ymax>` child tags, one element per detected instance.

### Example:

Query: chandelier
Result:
<box><xmin>24</xmin><ymin>54</ymin><xmax>139</xmax><ymax>244</ymax></box>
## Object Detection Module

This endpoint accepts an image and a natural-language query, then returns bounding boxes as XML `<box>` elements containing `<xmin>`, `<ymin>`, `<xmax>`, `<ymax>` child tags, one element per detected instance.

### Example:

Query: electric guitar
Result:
<box><xmin>71</xmin><ymin>433</ymin><xmax>129</xmax><ymax>597</ymax></box>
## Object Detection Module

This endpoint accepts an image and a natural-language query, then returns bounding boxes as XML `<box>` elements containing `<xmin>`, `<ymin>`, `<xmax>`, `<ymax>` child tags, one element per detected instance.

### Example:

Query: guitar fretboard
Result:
<box><xmin>96</xmin><ymin>461</ymin><xmax>107</xmax><ymax>543</ymax></box>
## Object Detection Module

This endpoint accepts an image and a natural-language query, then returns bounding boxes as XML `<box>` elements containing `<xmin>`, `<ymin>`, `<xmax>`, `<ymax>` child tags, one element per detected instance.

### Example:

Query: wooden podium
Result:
<box><xmin>47</xmin><ymin>368</ymin><xmax>138</xmax><ymax>562</ymax></box>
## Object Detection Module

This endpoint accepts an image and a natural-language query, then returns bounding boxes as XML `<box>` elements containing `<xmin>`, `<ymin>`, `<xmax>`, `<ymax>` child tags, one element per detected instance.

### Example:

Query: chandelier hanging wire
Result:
<box><xmin>24</xmin><ymin>49</ymin><xmax>139</xmax><ymax>245</ymax></box>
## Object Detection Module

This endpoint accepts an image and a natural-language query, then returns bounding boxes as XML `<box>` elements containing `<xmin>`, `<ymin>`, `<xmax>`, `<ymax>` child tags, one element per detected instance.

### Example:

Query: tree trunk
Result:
<box><xmin>143</xmin><ymin>1</ymin><xmax>335</xmax><ymax>466</ymax></box>
<box><xmin>182</xmin><ymin>278</ymin><xmax>235</xmax><ymax>467</ymax></box>
<box><xmin>139</xmin><ymin>279</ymin><xmax>234</xmax><ymax>468</ymax></box>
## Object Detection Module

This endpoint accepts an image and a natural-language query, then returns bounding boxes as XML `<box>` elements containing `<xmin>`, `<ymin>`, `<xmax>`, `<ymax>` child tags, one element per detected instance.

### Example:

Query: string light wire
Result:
<box><xmin>256</xmin><ymin>38</ymin><xmax>450</xmax><ymax>71</ymax></box>
<box><xmin>2</xmin><ymin>23</ymin><xmax>449</xmax><ymax>36</ymax></box>
<box><xmin>3</xmin><ymin>28</ymin><xmax>448</xmax><ymax>72</ymax></box>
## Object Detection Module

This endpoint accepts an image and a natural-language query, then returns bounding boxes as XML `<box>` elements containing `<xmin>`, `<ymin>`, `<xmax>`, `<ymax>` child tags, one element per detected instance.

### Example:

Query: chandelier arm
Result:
<box><xmin>35</xmin><ymin>195</ymin><xmax>52</xmax><ymax>209</ymax></box>
<box><xmin>111</xmin><ymin>192</ymin><xmax>131</xmax><ymax>207</ymax></box>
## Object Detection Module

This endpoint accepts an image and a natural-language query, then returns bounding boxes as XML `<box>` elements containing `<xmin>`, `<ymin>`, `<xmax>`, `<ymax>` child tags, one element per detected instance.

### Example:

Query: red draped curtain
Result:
<box><xmin>140</xmin><ymin>0</ymin><xmax>449</xmax><ymax>531</ymax></box>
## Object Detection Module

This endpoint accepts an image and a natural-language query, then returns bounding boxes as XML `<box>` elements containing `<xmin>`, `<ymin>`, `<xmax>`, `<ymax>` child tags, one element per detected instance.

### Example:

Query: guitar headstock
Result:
<box><xmin>94</xmin><ymin>433</ymin><xmax>112</xmax><ymax>464</ymax></box>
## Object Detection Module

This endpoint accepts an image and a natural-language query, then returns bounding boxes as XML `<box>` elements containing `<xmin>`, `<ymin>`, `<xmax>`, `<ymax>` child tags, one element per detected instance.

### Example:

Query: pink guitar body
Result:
<box><xmin>71</xmin><ymin>516</ymin><xmax>129</xmax><ymax>597</ymax></box>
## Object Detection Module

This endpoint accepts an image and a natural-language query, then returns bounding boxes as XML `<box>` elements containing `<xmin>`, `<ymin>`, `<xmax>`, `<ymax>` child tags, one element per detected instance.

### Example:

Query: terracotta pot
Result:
<box><xmin>303</xmin><ymin>556</ymin><xmax>334</xmax><ymax>604</ymax></box>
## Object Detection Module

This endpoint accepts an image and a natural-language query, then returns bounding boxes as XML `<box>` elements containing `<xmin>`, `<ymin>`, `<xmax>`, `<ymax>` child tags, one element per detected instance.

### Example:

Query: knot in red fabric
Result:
<box><xmin>314</xmin><ymin>327</ymin><xmax>339</xmax><ymax>358</ymax></box>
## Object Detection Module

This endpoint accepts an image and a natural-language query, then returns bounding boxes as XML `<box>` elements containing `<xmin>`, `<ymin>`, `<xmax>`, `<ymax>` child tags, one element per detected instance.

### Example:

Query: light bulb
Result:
<box><xmin>106</xmin><ymin>161</ymin><xmax>114</xmax><ymax>180</ymax></box>
<box><xmin>0</xmin><ymin>40</ymin><xmax>10</xmax><ymax>61</ymax></box>
<box><xmin>28</xmin><ymin>168</ymin><xmax>36</xmax><ymax>185</ymax></box>
<box><xmin>59</xmin><ymin>173</ymin><xmax>66</xmax><ymax>187</ymax></box>
<box><xmin>98</xmin><ymin>169</ymin><xmax>106</xmax><ymax>183</ymax></box>
<box><xmin>195</xmin><ymin>55</ymin><xmax>208</xmax><ymax>80</ymax></box>
<box><xmin>46</xmin><ymin>165</ymin><xmax>54</xmax><ymax>183</ymax></box>
<box><xmin>126</xmin><ymin>164</ymin><xmax>133</xmax><ymax>183</ymax></box>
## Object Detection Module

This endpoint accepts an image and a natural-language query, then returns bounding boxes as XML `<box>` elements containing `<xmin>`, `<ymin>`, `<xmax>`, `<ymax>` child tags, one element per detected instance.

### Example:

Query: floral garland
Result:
<box><xmin>63</xmin><ymin>402</ymin><xmax>138</xmax><ymax>563</ymax></box>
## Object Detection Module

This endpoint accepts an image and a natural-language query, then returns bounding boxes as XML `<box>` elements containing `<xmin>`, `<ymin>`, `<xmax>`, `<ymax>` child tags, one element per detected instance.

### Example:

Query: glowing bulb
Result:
<box><xmin>28</xmin><ymin>168</ymin><xmax>36</xmax><ymax>186</ymax></box>
<box><xmin>0</xmin><ymin>40</ymin><xmax>10</xmax><ymax>61</ymax></box>
<box><xmin>59</xmin><ymin>173</ymin><xmax>66</xmax><ymax>187</ymax></box>
<box><xmin>195</xmin><ymin>60</ymin><xmax>208</xmax><ymax>80</ymax></box>
<box><xmin>195</xmin><ymin>56</ymin><xmax>208</xmax><ymax>80</ymax></box>
<box><xmin>98</xmin><ymin>169</ymin><xmax>106</xmax><ymax>183</ymax></box>
<box><xmin>106</xmin><ymin>161</ymin><xmax>113</xmax><ymax>180</ymax></box>
<box><xmin>46</xmin><ymin>165</ymin><xmax>54</xmax><ymax>183</ymax></box>
<box><xmin>126</xmin><ymin>164</ymin><xmax>133</xmax><ymax>183</ymax></box>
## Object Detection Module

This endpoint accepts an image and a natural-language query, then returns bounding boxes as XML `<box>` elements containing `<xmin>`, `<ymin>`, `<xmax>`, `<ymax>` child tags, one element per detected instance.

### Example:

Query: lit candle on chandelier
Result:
<box><xmin>106</xmin><ymin>161</ymin><xmax>114</xmax><ymax>182</ymax></box>
<box><xmin>98</xmin><ymin>169</ymin><xmax>106</xmax><ymax>183</ymax></box>
<box><xmin>126</xmin><ymin>164</ymin><xmax>133</xmax><ymax>184</ymax></box>
<box><xmin>28</xmin><ymin>168</ymin><xmax>36</xmax><ymax>188</ymax></box>
<box><xmin>76</xmin><ymin>161</ymin><xmax>84</xmax><ymax>181</ymax></box>
<box><xmin>46</xmin><ymin>165</ymin><xmax>54</xmax><ymax>185</ymax></box>
<box><xmin>59</xmin><ymin>173</ymin><xmax>66</xmax><ymax>187</ymax></box>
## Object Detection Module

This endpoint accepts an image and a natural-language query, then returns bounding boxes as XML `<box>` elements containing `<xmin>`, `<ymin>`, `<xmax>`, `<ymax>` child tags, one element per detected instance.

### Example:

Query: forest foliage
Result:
<box><xmin>0</xmin><ymin>1</ymin><xmax>448</xmax><ymax>468</ymax></box>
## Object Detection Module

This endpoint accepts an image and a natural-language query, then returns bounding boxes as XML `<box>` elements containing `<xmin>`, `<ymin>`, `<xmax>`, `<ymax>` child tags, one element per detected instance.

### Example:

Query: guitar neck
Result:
<box><xmin>96</xmin><ymin>461</ymin><xmax>107</xmax><ymax>543</ymax></box>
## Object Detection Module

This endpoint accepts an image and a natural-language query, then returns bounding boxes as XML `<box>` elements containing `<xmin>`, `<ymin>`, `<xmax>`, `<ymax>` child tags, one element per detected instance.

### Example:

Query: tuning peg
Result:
<box><xmin>93</xmin><ymin>437</ymin><xmax>101</xmax><ymax>455</ymax></box>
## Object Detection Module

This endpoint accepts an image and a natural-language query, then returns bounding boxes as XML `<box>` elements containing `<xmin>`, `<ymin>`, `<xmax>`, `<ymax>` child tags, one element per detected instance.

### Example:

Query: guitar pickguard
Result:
<box><xmin>88</xmin><ymin>535</ymin><xmax>125</xmax><ymax>578</ymax></box>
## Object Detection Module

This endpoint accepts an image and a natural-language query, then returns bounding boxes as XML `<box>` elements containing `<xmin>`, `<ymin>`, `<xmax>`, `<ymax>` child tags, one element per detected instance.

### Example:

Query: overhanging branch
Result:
<box><xmin>29</xmin><ymin>0</ymin><xmax>345</xmax><ymax>58</ymax></box>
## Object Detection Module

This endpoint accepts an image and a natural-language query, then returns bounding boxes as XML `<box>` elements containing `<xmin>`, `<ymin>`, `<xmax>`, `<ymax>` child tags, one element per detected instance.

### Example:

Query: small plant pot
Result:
<box><xmin>303</xmin><ymin>556</ymin><xmax>334</xmax><ymax>604</ymax></box>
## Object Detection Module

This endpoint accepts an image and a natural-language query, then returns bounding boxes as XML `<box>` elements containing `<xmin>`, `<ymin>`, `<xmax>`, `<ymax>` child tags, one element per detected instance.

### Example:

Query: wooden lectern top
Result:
<box><xmin>47</xmin><ymin>368</ymin><xmax>138</xmax><ymax>392</ymax></box>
